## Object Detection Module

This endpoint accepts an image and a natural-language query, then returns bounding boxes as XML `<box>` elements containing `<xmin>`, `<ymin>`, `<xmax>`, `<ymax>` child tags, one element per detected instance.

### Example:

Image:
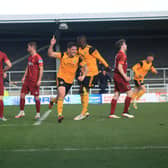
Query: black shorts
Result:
<box><xmin>57</xmin><ymin>78</ymin><xmax>72</xmax><ymax>95</ymax></box>
<box><xmin>134</xmin><ymin>80</ymin><xmax>144</xmax><ymax>87</ymax></box>
<box><xmin>82</xmin><ymin>75</ymin><xmax>98</xmax><ymax>89</ymax></box>
<box><xmin>79</xmin><ymin>75</ymin><xmax>98</xmax><ymax>94</ymax></box>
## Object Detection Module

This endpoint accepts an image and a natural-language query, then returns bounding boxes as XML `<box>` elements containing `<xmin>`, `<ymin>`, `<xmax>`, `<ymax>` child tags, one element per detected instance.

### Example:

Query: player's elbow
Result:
<box><xmin>48</xmin><ymin>51</ymin><xmax>53</xmax><ymax>58</ymax></box>
<box><xmin>8</xmin><ymin>62</ymin><xmax>12</xmax><ymax>69</ymax></box>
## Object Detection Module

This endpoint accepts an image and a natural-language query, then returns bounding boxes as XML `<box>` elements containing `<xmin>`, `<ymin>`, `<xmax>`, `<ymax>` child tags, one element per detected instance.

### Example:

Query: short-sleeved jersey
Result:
<box><xmin>57</xmin><ymin>52</ymin><xmax>86</xmax><ymax>84</ymax></box>
<box><xmin>0</xmin><ymin>51</ymin><xmax>9</xmax><ymax>76</ymax></box>
<box><xmin>78</xmin><ymin>45</ymin><xmax>108</xmax><ymax>77</ymax></box>
<box><xmin>132</xmin><ymin>60</ymin><xmax>157</xmax><ymax>80</ymax></box>
<box><xmin>26</xmin><ymin>53</ymin><xmax>43</xmax><ymax>82</ymax></box>
<box><xmin>114</xmin><ymin>50</ymin><xmax>128</xmax><ymax>74</ymax></box>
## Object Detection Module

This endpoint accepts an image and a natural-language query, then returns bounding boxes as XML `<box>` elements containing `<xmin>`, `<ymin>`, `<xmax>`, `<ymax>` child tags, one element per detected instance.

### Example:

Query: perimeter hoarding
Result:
<box><xmin>3</xmin><ymin>93</ymin><xmax>168</xmax><ymax>106</ymax></box>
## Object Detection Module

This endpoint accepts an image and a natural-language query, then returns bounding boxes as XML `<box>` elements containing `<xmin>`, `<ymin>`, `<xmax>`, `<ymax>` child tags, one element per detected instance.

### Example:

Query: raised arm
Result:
<box><xmin>48</xmin><ymin>35</ymin><xmax>61</xmax><ymax>59</ymax></box>
<box><xmin>90</xmin><ymin>48</ymin><xmax>108</xmax><ymax>67</ymax></box>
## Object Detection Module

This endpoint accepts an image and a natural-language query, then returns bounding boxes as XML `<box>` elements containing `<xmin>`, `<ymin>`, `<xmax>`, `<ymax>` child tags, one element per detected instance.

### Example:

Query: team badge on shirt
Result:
<box><xmin>39</xmin><ymin>60</ymin><xmax>43</xmax><ymax>63</ymax></box>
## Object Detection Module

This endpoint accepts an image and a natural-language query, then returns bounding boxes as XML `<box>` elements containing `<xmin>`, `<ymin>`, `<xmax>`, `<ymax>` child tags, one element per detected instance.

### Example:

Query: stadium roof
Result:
<box><xmin>0</xmin><ymin>11</ymin><xmax>168</xmax><ymax>23</ymax></box>
<box><xmin>1</xmin><ymin>11</ymin><xmax>168</xmax><ymax>41</ymax></box>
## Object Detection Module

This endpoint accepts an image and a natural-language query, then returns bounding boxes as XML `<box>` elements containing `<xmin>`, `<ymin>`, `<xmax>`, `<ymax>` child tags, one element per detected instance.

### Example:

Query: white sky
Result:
<box><xmin>0</xmin><ymin>0</ymin><xmax>168</xmax><ymax>15</ymax></box>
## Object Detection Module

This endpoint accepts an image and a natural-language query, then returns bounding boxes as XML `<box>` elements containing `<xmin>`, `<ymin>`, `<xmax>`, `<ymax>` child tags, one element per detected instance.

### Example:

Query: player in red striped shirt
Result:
<box><xmin>109</xmin><ymin>39</ymin><xmax>134</xmax><ymax>119</ymax></box>
<box><xmin>15</xmin><ymin>42</ymin><xmax>43</xmax><ymax>120</ymax></box>
<box><xmin>0</xmin><ymin>51</ymin><xmax>12</xmax><ymax>121</ymax></box>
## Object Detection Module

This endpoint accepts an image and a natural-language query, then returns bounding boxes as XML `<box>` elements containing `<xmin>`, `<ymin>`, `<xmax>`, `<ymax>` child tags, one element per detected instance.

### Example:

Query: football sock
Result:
<box><xmin>81</xmin><ymin>87</ymin><xmax>89</xmax><ymax>115</ymax></box>
<box><xmin>80</xmin><ymin>94</ymin><xmax>84</xmax><ymax>107</ymax></box>
<box><xmin>57</xmin><ymin>98</ymin><xmax>64</xmax><ymax>116</ymax></box>
<box><xmin>35</xmin><ymin>98</ymin><xmax>40</xmax><ymax>113</ymax></box>
<box><xmin>0</xmin><ymin>100</ymin><xmax>4</xmax><ymax>118</ymax></box>
<box><xmin>123</xmin><ymin>96</ymin><xmax>132</xmax><ymax>113</ymax></box>
<box><xmin>110</xmin><ymin>99</ymin><xmax>117</xmax><ymax>115</ymax></box>
<box><xmin>20</xmin><ymin>98</ymin><xmax>25</xmax><ymax>111</ymax></box>
<box><xmin>136</xmin><ymin>90</ymin><xmax>145</xmax><ymax>100</ymax></box>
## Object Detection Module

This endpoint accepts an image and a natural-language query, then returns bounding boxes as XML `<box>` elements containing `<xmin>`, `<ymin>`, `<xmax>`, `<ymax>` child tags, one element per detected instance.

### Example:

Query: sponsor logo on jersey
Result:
<box><xmin>28</xmin><ymin>62</ymin><xmax>33</xmax><ymax>66</ymax></box>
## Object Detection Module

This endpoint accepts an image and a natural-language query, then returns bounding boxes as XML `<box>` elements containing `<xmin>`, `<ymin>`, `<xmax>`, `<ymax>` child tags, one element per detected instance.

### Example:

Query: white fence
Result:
<box><xmin>4</xmin><ymin>68</ymin><xmax>168</xmax><ymax>96</ymax></box>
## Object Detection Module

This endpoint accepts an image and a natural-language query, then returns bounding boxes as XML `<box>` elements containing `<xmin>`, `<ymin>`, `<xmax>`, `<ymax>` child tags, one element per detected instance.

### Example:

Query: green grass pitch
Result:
<box><xmin>0</xmin><ymin>103</ymin><xmax>168</xmax><ymax>168</ymax></box>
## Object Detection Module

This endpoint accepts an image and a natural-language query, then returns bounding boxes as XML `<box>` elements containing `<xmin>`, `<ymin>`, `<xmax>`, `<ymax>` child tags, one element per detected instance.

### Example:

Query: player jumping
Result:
<box><xmin>15</xmin><ymin>42</ymin><xmax>44</xmax><ymax>120</ymax></box>
<box><xmin>109</xmin><ymin>39</ymin><xmax>134</xmax><ymax>119</ymax></box>
<box><xmin>132</xmin><ymin>54</ymin><xmax>158</xmax><ymax>109</ymax></box>
<box><xmin>74</xmin><ymin>35</ymin><xmax>111</xmax><ymax>120</ymax></box>
<box><xmin>48</xmin><ymin>36</ymin><xmax>87</xmax><ymax>123</ymax></box>
<box><xmin>0</xmin><ymin>51</ymin><xmax>12</xmax><ymax>121</ymax></box>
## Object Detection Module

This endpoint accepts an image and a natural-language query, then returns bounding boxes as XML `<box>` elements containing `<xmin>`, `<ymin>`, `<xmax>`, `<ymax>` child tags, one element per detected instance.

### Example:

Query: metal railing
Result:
<box><xmin>4</xmin><ymin>68</ymin><xmax>168</xmax><ymax>96</ymax></box>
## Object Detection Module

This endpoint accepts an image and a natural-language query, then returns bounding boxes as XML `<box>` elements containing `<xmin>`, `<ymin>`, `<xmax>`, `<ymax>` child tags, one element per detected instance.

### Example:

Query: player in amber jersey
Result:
<box><xmin>109</xmin><ymin>39</ymin><xmax>134</xmax><ymax>119</ymax></box>
<box><xmin>0</xmin><ymin>51</ymin><xmax>12</xmax><ymax>121</ymax></box>
<box><xmin>132</xmin><ymin>55</ymin><xmax>158</xmax><ymax>109</ymax></box>
<box><xmin>15</xmin><ymin>42</ymin><xmax>44</xmax><ymax>120</ymax></box>
<box><xmin>48</xmin><ymin>36</ymin><xmax>87</xmax><ymax>123</ymax></box>
<box><xmin>74</xmin><ymin>35</ymin><xmax>111</xmax><ymax>120</ymax></box>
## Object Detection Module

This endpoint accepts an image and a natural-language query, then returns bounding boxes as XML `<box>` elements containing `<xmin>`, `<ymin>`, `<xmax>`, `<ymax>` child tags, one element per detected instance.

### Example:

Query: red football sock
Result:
<box><xmin>123</xmin><ymin>96</ymin><xmax>131</xmax><ymax>113</ymax></box>
<box><xmin>20</xmin><ymin>98</ymin><xmax>25</xmax><ymax>111</ymax></box>
<box><xmin>110</xmin><ymin>99</ymin><xmax>117</xmax><ymax>115</ymax></box>
<box><xmin>0</xmin><ymin>100</ymin><xmax>4</xmax><ymax>118</ymax></box>
<box><xmin>35</xmin><ymin>99</ymin><xmax>40</xmax><ymax>113</ymax></box>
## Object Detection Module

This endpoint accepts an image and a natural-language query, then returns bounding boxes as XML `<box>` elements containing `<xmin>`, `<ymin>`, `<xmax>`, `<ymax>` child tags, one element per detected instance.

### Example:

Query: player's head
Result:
<box><xmin>77</xmin><ymin>35</ymin><xmax>87</xmax><ymax>48</ymax></box>
<box><xmin>67</xmin><ymin>42</ymin><xmax>78</xmax><ymax>57</ymax></box>
<box><xmin>115</xmin><ymin>39</ymin><xmax>127</xmax><ymax>52</ymax></box>
<box><xmin>102</xmin><ymin>70</ymin><xmax>107</xmax><ymax>75</ymax></box>
<box><xmin>27</xmin><ymin>42</ymin><xmax>37</xmax><ymax>53</ymax></box>
<box><xmin>146</xmin><ymin>53</ymin><xmax>154</xmax><ymax>63</ymax></box>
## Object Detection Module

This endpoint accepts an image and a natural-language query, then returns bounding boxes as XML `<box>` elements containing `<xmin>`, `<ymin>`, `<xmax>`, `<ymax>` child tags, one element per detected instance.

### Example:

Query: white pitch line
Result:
<box><xmin>1</xmin><ymin>146</ymin><xmax>168</xmax><ymax>152</ymax></box>
<box><xmin>33</xmin><ymin>110</ymin><xmax>52</xmax><ymax>126</ymax></box>
<box><xmin>0</xmin><ymin>124</ymin><xmax>32</xmax><ymax>127</ymax></box>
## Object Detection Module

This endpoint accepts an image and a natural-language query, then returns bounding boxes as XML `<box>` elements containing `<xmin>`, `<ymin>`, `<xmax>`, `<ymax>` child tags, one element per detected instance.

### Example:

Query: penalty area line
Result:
<box><xmin>33</xmin><ymin>110</ymin><xmax>51</xmax><ymax>126</ymax></box>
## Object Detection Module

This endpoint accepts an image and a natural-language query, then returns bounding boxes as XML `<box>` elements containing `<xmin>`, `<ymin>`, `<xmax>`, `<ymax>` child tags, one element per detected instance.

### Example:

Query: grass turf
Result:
<box><xmin>0</xmin><ymin>103</ymin><xmax>168</xmax><ymax>168</ymax></box>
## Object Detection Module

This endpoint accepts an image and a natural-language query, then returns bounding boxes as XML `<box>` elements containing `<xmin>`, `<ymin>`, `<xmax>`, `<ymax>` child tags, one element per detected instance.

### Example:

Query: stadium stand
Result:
<box><xmin>0</xmin><ymin>13</ymin><xmax>168</xmax><ymax>96</ymax></box>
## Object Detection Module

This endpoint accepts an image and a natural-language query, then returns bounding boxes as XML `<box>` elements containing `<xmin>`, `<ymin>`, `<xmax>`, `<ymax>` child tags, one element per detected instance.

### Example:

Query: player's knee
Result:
<box><xmin>58</xmin><ymin>87</ymin><xmax>66</xmax><ymax>99</ymax></box>
<box><xmin>58</xmin><ymin>92</ymin><xmax>65</xmax><ymax>99</ymax></box>
<box><xmin>127</xmin><ymin>90</ymin><xmax>132</xmax><ymax>97</ymax></box>
<box><xmin>35</xmin><ymin>96</ymin><xmax>40</xmax><ymax>101</ymax></box>
<box><xmin>0</xmin><ymin>96</ymin><xmax>3</xmax><ymax>100</ymax></box>
<box><xmin>141</xmin><ymin>86</ymin><xmax>146</xmax><ymax>92</ymax></box>
<box><xmin>113</xmin><ymin>92</ymin><xmax>120</xmax><ymax>100</ymax></box>
<box><xmin>143</xmin><ymin>88</ymin><xmax>146</xmax><ymax>92</ymax></box>
<box><xmin>20</xmin><ymin>93</ymin><xmax>25</xmax><ymax>99</ymax></box>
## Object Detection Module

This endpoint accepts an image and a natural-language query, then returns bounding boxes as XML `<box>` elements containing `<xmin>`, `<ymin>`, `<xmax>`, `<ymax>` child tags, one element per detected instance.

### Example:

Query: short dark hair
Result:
<box><xmin>67</xmin><ymin>42</ymin><xmax>77</xmax><ymax>49</ymax></box>
<box><xmin>115</xmin><ymin>39</ymin><xmax>126</xmax><ymax>51</ymax></box>
<box><xmin>147</xmin><ymin>53</ymin><xmax>155</xmax><ymax>57</ymax></box>
<box><xmin>77</xmin><ymin>35</ymin><xmax>87</xmax><ymax>42</ymax></box>
<box><xmin>28</xmin><ymin>42</ymin><xmax>37</xmax><ymax>49</ymax></box>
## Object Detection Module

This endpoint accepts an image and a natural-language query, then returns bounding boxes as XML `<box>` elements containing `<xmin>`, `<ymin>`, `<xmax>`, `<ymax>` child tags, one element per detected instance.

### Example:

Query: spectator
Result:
<box><xmin>98</xmin><ymin>70</ymin><xmax>111</xmax><ymax>94</ymax></box>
